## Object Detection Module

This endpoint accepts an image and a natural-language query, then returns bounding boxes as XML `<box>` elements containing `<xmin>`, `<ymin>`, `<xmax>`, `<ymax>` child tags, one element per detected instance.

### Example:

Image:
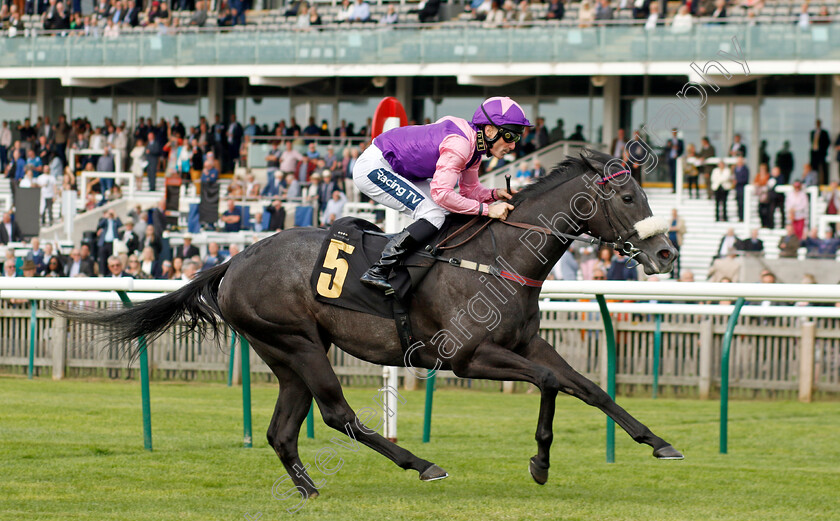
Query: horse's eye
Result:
<box><xmin>622</xmin><ymin>195</ymin><xmax>633</xmax><ymax>204</ymax></box>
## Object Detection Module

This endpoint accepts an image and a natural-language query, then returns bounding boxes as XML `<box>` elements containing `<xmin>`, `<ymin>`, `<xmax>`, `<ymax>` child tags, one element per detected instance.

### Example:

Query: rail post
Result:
<box><xmin>28</xmin><ymin>299</ymin><xmax>36</xmax><ymax>379</ymax></box>
<box><xmin>227</xmin><ymin>331</ymin><xmax>236</xmax><ymax>387</ymax></box>
<box><xmin>116</xmin><ymin>291</ymin><xmax>153</xmax><ymax>452</ymax></box>
<box><xmin>720</xmin><ymin>297</ymin><xmax>746</xmax><ymax>454</ymax></box>
<box><xmin>306</xmin><ymin>401</ymin><xmax>315</xmax><ymax>439</ymax></box>
<box><xmin>422</xmin><ymin>369</ymin><xmax>437</xmax><ymax>443</ymax></box>
<box><xmin>652</xmin><ymin>313</ymin><xmax>662</xmax><ymax>399</ymax></box>
<box><xmin>595</xmin><ymin>294</ymin><xmax>616</xmax><ymax>463</ymax></box>
<box><xmin>240</xmin><ymin>336</ymin><xmax>252</xmax><ymax>448</ymax></box>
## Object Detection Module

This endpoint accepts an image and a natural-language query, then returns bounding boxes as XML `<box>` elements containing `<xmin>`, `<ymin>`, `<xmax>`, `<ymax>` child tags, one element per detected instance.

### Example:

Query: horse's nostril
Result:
<box><xmin>658</xmin><ymin>249</ymin><xmax>672</xmax><ymax>260</ymax></box>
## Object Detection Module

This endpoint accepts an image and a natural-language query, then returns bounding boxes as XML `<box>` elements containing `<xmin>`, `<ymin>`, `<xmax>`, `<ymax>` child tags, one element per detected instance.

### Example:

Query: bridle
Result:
<box><xmin>433</xmin><ymin>169</ymin><xmax>645</xmax><ymax>265</ymax></box>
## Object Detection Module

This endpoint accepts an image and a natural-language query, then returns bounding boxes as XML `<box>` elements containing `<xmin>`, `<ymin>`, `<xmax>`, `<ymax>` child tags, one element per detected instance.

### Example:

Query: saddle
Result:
<box><xmin>310</xmin><ymin>216</ymin><xmax>440</xmax><ymax>319</ymax></box>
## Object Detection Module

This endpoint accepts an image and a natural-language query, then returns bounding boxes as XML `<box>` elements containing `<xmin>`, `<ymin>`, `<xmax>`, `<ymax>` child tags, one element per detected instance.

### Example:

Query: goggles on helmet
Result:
<box><xmin>480</xmin><ymin>104</ymin><xmax>523</xmax><ymax>144</ymax></box>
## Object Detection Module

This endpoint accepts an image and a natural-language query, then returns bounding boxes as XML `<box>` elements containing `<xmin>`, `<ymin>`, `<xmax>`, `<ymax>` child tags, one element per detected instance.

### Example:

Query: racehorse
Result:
<box><xmin>60</xmin><ymin>148</ymin><xmax>683</xmax><ymax>499</ymax></box>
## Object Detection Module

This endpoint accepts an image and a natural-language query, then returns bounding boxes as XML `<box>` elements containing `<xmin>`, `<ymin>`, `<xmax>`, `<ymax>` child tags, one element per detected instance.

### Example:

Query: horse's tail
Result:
<box><xmin>53</xmin><ymin>262</ymin><xmax>231</xmax><ymax>361</ymax></box>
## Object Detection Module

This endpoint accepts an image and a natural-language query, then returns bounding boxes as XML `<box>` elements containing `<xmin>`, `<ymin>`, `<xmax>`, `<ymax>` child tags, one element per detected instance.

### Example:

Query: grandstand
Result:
<box><xmin>0</xmin><ymin>0</ymin><xmax>839</xmax><ymax>283</ymax></box>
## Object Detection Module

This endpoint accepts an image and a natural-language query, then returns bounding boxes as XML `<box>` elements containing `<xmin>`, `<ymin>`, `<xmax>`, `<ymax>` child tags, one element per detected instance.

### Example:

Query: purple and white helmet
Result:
<box><xmin>471</xmin><ymin>97</ymin><xmax>532</xmax><ymax>134</ymax></box>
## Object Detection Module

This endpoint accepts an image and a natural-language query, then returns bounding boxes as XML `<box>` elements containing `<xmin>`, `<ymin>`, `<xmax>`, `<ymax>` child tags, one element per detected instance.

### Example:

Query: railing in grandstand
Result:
<box><xmin>1</xmin><ymin>20</ymin><xmax>837</xmax><ymax>68</ymax></box>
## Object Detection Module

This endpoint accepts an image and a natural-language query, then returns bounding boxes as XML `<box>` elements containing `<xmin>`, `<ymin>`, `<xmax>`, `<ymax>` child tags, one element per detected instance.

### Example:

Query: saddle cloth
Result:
<box><xmin>310</xmin><ymin>217</ymin><xmax>436</xmax><ymax>319</ymax></box>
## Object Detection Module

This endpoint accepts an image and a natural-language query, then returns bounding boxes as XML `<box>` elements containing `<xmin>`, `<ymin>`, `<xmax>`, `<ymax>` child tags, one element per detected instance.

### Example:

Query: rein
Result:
<box><xmin>428</xmin><ymin>168</ymin><xmax>647</xmax><ymax>281</ymax></box>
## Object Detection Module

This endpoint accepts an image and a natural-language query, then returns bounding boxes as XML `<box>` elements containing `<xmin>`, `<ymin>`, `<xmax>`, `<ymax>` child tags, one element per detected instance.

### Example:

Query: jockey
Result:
<box><xmin>352</xmin><ymin>96</ymin><xmax>532</xmax><ymax>293</ymax></box>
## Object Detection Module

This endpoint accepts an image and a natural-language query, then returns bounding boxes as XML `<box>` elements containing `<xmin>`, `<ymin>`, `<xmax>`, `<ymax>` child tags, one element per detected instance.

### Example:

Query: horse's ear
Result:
<box><xmin>579</xmin><ymin>148</ymin><xmax>604</xmax><ymax>173</ymax></box>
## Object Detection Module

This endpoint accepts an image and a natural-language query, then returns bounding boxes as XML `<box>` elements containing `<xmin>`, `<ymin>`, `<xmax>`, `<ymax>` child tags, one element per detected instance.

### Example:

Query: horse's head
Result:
<box><xmin>578</xmin><ymin>148</ymin><xmax>677</xmax><ymax>276</ymax></box>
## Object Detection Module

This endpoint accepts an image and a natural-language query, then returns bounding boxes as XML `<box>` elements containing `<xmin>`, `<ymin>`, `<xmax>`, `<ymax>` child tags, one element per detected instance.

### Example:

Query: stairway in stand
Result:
<box><xmin>643</xmin><ymin>188</ymin><xmax>814</xmax><ymax>282</ymax></box>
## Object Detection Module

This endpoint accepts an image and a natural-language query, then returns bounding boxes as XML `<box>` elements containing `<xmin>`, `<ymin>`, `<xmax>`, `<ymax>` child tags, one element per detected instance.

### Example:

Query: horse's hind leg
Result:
<box><xmin>269</xmin><ymin>334</ymin><xmax>446</xmax><ymax>482</ymax></box>
<box><xmin>265</xmin><ymin>361</ymin><xmax>320</xmax><ymax>500</ymax></box>
<box><xmin>522</xmin><ymin>336</ymin><xmax>683</xmax><ymax>460</ymax></box>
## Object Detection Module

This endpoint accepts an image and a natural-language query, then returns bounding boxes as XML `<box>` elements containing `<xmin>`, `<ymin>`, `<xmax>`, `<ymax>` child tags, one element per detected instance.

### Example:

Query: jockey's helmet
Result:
<box><xmin>471</xmin><ymin>97</ymin><xmax>533</xmax><ymax>144</ymax></box>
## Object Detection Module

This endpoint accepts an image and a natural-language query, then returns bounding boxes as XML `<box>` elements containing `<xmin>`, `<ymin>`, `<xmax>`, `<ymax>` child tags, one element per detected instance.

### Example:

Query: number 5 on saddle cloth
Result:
<box><xmin>310</xmin><ymin>216</ymin><xmax>437</xmax><ymax>318</ymax></box>
<box><xmin>310</xmin><ymin>217</ymin><xmax>439</xmax><ymax>353</ymax></box>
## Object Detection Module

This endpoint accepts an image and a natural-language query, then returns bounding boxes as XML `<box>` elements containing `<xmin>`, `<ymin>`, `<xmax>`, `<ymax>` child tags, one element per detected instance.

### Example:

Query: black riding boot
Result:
<box><xmin>360</xmin><ymin>219</ymin><xmax>438</xmax><ymax>293</ymax></box>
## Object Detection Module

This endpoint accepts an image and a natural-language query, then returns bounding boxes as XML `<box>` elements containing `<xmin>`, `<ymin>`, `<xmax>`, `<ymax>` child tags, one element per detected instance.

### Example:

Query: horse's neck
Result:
<box><xmin>487</xmin><ymin>197</ymin><xmax>581</xmax><ymax>283</ymax></box>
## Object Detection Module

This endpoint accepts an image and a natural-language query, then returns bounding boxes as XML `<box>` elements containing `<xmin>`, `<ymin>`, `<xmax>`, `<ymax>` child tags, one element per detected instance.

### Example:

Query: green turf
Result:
<box><xmin>0</xmin><ymin>376</ymin><xmax>836</xmax><ymax>521</ymax></box>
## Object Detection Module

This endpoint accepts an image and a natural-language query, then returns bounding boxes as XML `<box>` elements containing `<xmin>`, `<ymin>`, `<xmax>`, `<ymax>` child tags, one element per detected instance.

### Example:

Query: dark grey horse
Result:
<box><xmin>61</xmin><ymin>149</ymin><xmax>683</xmax><ymax>499</ymax></box>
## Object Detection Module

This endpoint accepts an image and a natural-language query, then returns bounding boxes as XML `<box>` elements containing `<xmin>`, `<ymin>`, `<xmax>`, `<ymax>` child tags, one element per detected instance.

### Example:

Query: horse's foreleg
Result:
<box><xmin>449</xmin><ymin>340</ymin><xmax>559</xmax><ymax>484</ymax></box>
<box><xmin>265</xmin><ymin>361</ymin><xmax>320</xmax><ymax>500</ymax></box>
<box><xmin>522</xmin><ymin>336</ymin><xmax>683</xmax><ymax>459</ymax></box>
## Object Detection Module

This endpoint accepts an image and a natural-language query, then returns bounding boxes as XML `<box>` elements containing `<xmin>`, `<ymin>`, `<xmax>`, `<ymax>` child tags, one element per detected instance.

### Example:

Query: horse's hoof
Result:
<box><xmin>653</xmin><ymin>444</ymin><xmax>684</xmax><ymax>460</ymax></box>
<box><xmin>529</xmin><ymin>456</ymin><xmax>549</xmax><ymax>485</ymax></box>
<box><xmin>307</xmin><ymin>490</ymin><xmax>320</xmax><ymax>500</ymax></box>
<box><xmin>419</xmin><ymin>464</ymin><xmax>449</xmax><ymax>481</ymax></box>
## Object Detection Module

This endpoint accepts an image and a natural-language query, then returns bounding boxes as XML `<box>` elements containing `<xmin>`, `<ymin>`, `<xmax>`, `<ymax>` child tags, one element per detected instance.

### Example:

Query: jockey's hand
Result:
<box><xmin>488</xmin><ymin>201</ymin><xmax>515</xmax><ymax>220</ymax></box>
<box><xmin>495</xmin><ymin>187</ymin><xmax>517</xmax><ymax>200</ymax></box>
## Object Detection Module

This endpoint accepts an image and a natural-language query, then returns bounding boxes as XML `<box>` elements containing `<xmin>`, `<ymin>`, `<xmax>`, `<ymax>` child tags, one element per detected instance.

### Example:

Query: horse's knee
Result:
<box><xmin>538</xmin><ymin>368</ymin><xmax>560</xmax><ymax>395</ymax></box>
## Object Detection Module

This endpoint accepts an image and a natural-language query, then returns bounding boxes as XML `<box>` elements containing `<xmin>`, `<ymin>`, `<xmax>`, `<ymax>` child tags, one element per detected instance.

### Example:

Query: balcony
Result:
<box><xmin>0</xmin><ymin>22</ymin><xmax>837</xmax><ymax>73</ymax></box>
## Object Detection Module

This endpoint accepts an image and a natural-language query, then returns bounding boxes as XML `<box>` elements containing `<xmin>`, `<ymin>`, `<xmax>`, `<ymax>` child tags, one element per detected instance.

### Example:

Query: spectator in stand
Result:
<box><xmin>800</xmin><ymin>163</ymin><xmax>817</xmax><ymax>188</ymax></box>
<box><xmin>221</xmin><ymin>199</ymin><xmax>242</xmax><ymax>232</ymax></box>
<box><xmin>321</xmin><ymin>190</ymin><xmax>347</xmax><ymax>226</ymax></box>
<box><xmin>824</xmin><ymin>181</ymin><xmax>840</xmax><ymax>235</ymax></box>
<box><xmin>683</xmin><ymin>143</ymin><xmax>701</xmax><ymax>199</ymax></box>
<box><xmin>36</xmin><ymin>167</ymin><xmax>56</xmax><ymax>225</ymax></box>
<box><xmin>25</xmin><ymin>238</ymin><xmax>45</xmax><ymax>272</ymax></box>
<box><xmin>190</xmin><ymin>0</ymin><xmax>207</xmax><ymax>26</ymax></box>
<box><xmin>607</xmin><ymin>251</ymin><xmax>637</xmax><ymax>281</ymax></box>
<box><xmin>266</xmin><ymin>196</ymin><xmax>287</xmax><ymax>232</ymax></box>
<box><xmin>610</xmin><ymin>128</ymin><xmax>627</xmax><ymax>158</ymax></box>
<box><xmin>43</xmin><ymin>255</ymin><xmax>63</xmax><ymax>277</ymax></box>
<box><xmin>283</xmin><ymin>172</ymin><xmax>301</xmax><ymax>200</ymax></box>
<box><xmin>594</xmin><ymin>0</ymin><xmax>613</xmax><ymax>21</ymax></box>
<box><xmin>95</xmin><ymin>145</ymin><xmax>116</xmax><ymax>193</ymax></box>
<box><xmin>698</xmin><ymin>137</ymin><xmax>719</xmax><ymax>192</ymax></box>
<box><xmin>711</xmin><ymin>159</ymin><xmax>732</xmax><ymax>222</ymax></box>
<box><xmin>667</xmin><ymin>208</ymin><xmax>686</xmax><ymax>278</ymax></box>
<box><xmin>158</xmin><ymin>260</ymin><xmax>173</xmax><ymax>280</ymax></box>
<box><xmin>797</xmin><ymin>1</ymin><xmax>810</xmax><ymax>29</ymax></box>
<box><xmin>670</xmin><ymin>4</ymin><xmax>693</xmax><ymax>33</ymax></box>
<box><xmin>786</xmin><ymin>181</ymin><xmax>809</xmax><ymax>239</ymax></box>
<box><xmin>768</xmin><ymin>166</ymin><xmax>785</xmax><ymax>228</ymax></box>
<box><xmin>774</xmin><ymin>140</ymin><xmax>793</xmax><ymax>184</ymax></box>
<box><xmin>716</xmin><ymin>227</ymin><xmax>740</xmax><ymax>259</ymax></box>
<box><xmin>729</xmin><ymin>133</ymin><xmax>747</xmax><ymax>158</ymax></box>
<box><xmin>379</xmin><ymin>4</ymin><xmax>397</xmax><ymax>23</ymax></box>
<box><xmin>707</xmin><ymin>248</ymin><xmax>741</xmax><ymax>283</ymax></box>
<box><xmin>227</xmin><ymin>114</ymin><xmax>243</xmax><ymax>168</ymax></box>
<box><xmin>754</xmin><ymin>163</ymin><xmax>772</xmax><ymax>228</ymax></box>
<box><xmin>802</xmin><ymin>229</ymin><xmax>839</xmax><ymax>259</ymax></box>
<box><xmin>170</xmin><ymin>257</ymin><xmax>183</xmax><ymax>279</ymax></box>
<box><xmin>64</xmin><ymin>247</ymin><xmax>95</xmax><ymax>276</ymax></box>
<box><xmin>279</xmin><ymin>141</ymin><xmax>303</xmax><ymax>177</ymax></box>
<box><xmin>96</xmin><ymin>208</ymin><xmax>122</xmax><ymax>275</ymax></box>
<box><xmin>645</xmin><ymin>3</ymin><xmax>662</xmax><ymax>30</ymax></box>
<box><xmin>710</xmin><ymin>0</ymin><xmax>726</xmax><ymax>21</ymax></box>
<box><xmin>121</xmin><ymin>218</ymin><xmax>140</xmax><ymax>255</ymax></box>
<box><xmin>568</xmin><ymin>124</ymin><xmax>585</xmax><ymax>142</ymax></box>
<box><xmin>665</xmin><ymin>128</ymin><xmax>683</xmax><ymax>193</ymax></box>
<box><xmin>182</xmin><ymin>259</ymin><xmax>199</xmax><ymax>281</ymax></box>
<box><xmin>0</xmin><ymin>211</ymin><xmax>23</xmax><ymax>244</ymax></box>
<box><xmin>738</xmin><ymin>228</ymin><xmax>764</xmax><ymax>254</ymax></box>
<box><xmin>202</xmin><ymin>241</ymin><xmax>225</xmax><ymax>270</ymax></box>
<box><xmin>139</xmin><ymin>246</ymin><xmax>161</xmax><ymax>278</ymax></box>
<box><xmin>733</xmin><ymin>155</ymin><xmax>749</xmax><ymax>222</ymax></box>
<box><xmin>104</xmin><ymin>255</ymin><xmax>129</xmax><ymax>277</ymax></box>
<box><xmin>577</xmin><ymin>0</ymin><xmax>594</xmax><ymax>27</ymax></box>
<box><xmin>174</xmin><ymin>233</ymin><xmax>199</xmax><ymax>260</ymax></box>
<box><xmin>348</xmin><ymin>0</ymin><xmax>370</xmax><ymax>21</ymax></box>
<box><xmin>0</xmin><ymin>122</ymin><xmax>11</xmax><ymax>174</ymax></box>
<box><xmin>145</xmin><ymin>131</ymin><xmax>162</xmax><ymax>191</ymax></box>
<box><xmin>141</xmin><ymin>223</ymin><xmax>162</xmax><ymax>258</ymax></box>
<box><xmin>302</xmin><ymin>117</ymin><xmax>320</xmax><ymax>144</ymax></box>
<box><xmin>634</xmin><ymin>0</ymin><xmax>652</xmax><ymax>19</ymax></box>
<box><xmin>549</xmin><ymin>119</ymin><xmax>564</xmax><ymax>142</ymax></box>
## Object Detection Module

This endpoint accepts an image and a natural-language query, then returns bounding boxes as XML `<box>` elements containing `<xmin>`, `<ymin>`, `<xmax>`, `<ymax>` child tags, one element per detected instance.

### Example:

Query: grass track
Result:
<box><xmin>0</xmin><ymin>376</ymin><xmax>837</xmax><ymax>521</ymax></box>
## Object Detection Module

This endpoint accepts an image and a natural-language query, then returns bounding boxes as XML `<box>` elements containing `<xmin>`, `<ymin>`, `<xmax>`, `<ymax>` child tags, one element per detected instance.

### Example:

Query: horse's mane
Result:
<box><xmin>509</xmin><ymin>156</ymin><xmax>589</xmax><ymax>205</ymax></box>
